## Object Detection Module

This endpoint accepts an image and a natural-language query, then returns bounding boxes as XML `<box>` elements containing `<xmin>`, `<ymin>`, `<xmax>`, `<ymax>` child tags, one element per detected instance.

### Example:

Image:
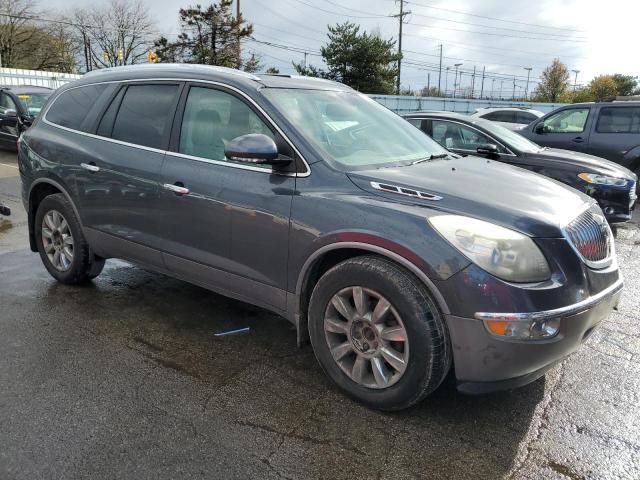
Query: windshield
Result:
<box><xmin>473</xmin><ymin>117</ymin><xmax>542</xmax><ymax>154</ymax></box>
<box><xmin>16</xmin><ymin>92</ymin><xmax>50</xmax><ymax>116</ymax></box>
<box><xmin>262</xmin><ymin>88</ymin><xmax>448</xmax><ymax>170</ymax></box>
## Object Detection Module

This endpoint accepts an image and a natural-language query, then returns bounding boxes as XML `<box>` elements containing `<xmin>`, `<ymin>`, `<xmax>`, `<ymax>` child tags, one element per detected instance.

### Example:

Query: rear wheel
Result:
<box><xmin>35</xmin><ymin>194</ymin><xmax>104</xmax><ymax>284</ymax></box>
<box><xmin>308</xmin><ymin>255</ymin><xmax>451</xmax><ymax>411</ymax></box>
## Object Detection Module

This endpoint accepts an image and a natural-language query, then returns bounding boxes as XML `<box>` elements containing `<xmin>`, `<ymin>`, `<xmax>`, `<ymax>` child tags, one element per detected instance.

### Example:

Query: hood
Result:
<box><xmin>524</xmin><ymin>148</ymin><xmax>635</xmax><ymax>179</ymax></box>
<box><xmin>348</xmin><ymin>156</ymin><xmax>593</xmax><ymax>238</ymax></box>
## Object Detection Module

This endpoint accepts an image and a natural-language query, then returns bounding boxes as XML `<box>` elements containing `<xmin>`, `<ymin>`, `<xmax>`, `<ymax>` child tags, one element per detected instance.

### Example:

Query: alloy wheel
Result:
<box><xmin>323</xmin><ymin>286</ymin><xmax>409</xmax><ymax>389</ymax></box>
<box><xmin>41</xmin><ymin>210</ymin><xmax>74</xmax><ymax>271</ymax></box>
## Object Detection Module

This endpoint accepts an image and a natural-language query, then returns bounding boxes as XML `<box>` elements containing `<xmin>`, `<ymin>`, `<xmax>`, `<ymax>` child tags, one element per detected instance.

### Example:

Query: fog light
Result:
<box><xmin>484</xmin><ymin>318</ymin><xmax>560</xmax><ymax>340</ymax></box>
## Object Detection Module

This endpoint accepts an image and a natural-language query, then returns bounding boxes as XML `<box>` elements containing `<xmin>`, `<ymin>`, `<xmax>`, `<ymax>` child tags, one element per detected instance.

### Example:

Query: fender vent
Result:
<box><xmin>370</xmin><ymin>182</ymin><xmax>442</xmax><ymax>201</ymax></box>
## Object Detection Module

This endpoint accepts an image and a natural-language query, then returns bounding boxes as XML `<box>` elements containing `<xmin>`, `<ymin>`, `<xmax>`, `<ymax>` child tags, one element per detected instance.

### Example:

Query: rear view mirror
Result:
<box><xmin>534</xmin><ymin>123</ymin><xmax>545</xmax><ymax>134</ymax></box>
<box><xmin>476</xmin><ymin>144</ymin><xmax>499</xmax><ymax>156</ymax></box>
<box><xmin>4</xmin><ymin>109</ymin><xmax>17</xmax><ymax>118</ymax></box>
<box><xmin>224</xmin><ymin>134</ymin><xmax>290</xmax><ymax>166</ymax></box>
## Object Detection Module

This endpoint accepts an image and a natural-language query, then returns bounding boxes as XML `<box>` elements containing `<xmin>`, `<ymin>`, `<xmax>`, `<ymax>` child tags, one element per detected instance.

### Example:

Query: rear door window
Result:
<box><xmin>596</xmin><ymin>107</ymin><xmax>640</xmax><ymax>133</ymax></box>
<box><xmin>482</xmin><ymin>111</ymin><xmax>516</xmax><ymax>123</ymax></box>
<box><xmin>109</xmin><ymin>84</ymin><xmax>180</xmax><ymax>149</ymax></box>
<box><xmin>516</xmin><ymin>112</ymin><xmax>537</xmax><ymax>124</ymax></box>
<box><xmin>46</xmin><ymin>84</ymin><xmax>108</xmax><ymax>131</ymax></box>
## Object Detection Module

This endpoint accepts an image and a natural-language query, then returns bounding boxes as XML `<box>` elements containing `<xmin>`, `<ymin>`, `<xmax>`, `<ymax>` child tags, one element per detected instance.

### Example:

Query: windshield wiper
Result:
<box><xmin>411</xmin><ymin>153</ymin><xmax>449</xmax><ymax>165</ymax></box>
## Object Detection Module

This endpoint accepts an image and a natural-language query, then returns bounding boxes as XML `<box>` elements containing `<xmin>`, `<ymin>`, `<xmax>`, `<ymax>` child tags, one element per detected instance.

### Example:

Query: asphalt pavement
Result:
<box><xmin>1</xmin><ymin>150</ymin><xmax>639</xmax><ymax>479</ymax></box>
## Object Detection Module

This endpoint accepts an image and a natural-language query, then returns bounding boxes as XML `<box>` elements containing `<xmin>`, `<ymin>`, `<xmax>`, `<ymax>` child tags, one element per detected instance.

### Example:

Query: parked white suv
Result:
<box><xmin>470</xmin><ymin>107</ymin><xmax>544</xmax><ymax>131</ymax></box>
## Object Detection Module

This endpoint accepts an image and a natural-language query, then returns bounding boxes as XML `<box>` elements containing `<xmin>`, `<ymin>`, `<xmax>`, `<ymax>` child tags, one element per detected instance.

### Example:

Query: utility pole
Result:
<box><xmin>572</xmin><ymin>69</ymin><xmax>580</xmax><ymax>92</ymax></box>
<box><xmin>237</xmin><ymin>0</ymin><xmax>241</xmax><ymax>67</ymax></box>
<box><xmin>480</xmin><ymin>66</ymin><xmax>486</xmax><ymax>99</ymax></box>
<box><xmin>303</xmin><ymin>51</ymin><xmax>307</xmax><ymax>68</ymax></box>
<box><xmin>500</xmin><ymin>80</ymin><xmax>504</xmax><ymax>100</ymax></box>
<box><xmin>444</xmin><ymin>66</ymin><xmax>450</xmax><ymax>97</ymax></box>
<box><xmin>524</xmin><ymin>67</ymin><xmax>532</xmax><ymax>100</ymax></box>
<box><xmin>437</xmin><ymin>44</ymin><xmax>443</xmax><ymax>95</ymax></box>
<box><xmin>471</xmin><ymin>65</ymin><xmax>476</xmax><ymax>99</ymax></box>
<box><xmin>427</xmin><ymin>73</ymin><xmax>430</xmax><ymax>94</ymax></box>
<box><xmin>512</xmin><ymin>75</ymin><xmax>516</xmax><ymax>101</ymax></box>
<box><xmin>453</xmin><ymin>63</ymin><xmax>462</xmax><ymax>99</ymax></box>
<box><xmin>393</xmin><ymin>0</ymin><xmax>410</xmax><ymax>94</ymax></box>
<box><xmin>491</xmin><ymin>78</ymin><xmax>496</xmax><ymax>100</ymax></box>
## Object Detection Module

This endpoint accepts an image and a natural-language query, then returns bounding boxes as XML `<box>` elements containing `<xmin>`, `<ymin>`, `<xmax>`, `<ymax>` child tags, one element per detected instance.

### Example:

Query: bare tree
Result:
<box><xmin>0</xmin><ymin>0</ymin><xmax>39</xmax><ymax>67</ymax></box>
<box><xmin>69</xmin><ymin>0</ymin><xmax>155</xmax><ymax>71</ymax></box>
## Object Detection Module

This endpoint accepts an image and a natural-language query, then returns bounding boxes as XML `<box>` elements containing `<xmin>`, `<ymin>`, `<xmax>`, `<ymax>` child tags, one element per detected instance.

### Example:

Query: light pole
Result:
<box><xmin>572</xmin><ymin>69</ymin><xmax>580</xmax><ymax>92</ymax></box>
<box><xmin>491</xmin><ymin>78</ymin><xmax>496</xmax><ymax>100</ymax></box>
<box><xmin>453</xmin><ymin>63</ymin><xmax>462</xmax><ymax>99</ymax></box>
<box><xmin>499</xmin><ymin>80</ymin><xmax>504</xmax><ymax>100</ymax></box>
<box><xmin>523</xmin><ymin>67</ymin><xmax>532</xmax><ymax>100</ymax></box>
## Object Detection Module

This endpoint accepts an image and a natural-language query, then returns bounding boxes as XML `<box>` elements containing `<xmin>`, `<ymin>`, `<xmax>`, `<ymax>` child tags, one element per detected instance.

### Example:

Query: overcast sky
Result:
<box><xmin>46</xmin><ymin>0</ymin><xmax>640</xmax><ymax>95</ymax></box>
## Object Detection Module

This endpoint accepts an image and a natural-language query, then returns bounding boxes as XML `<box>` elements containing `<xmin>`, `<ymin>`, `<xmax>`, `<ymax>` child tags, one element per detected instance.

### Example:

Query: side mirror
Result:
<box><xmin>476</xmin><ymin>144</ymin><xmax>499</xmax><ymax>156</ymax></box>
<box><xmin>4</xmin><ymin>109</ymin><xmax>17</xmax><ymax>118</ymax></box>
<box><xmin>534</xmin><ymin>123</ymin><xmax>545</xmax><ymax>134</ymax></box>
<box><xmin>224</xmin><ymin>134</ymin><xmax>291</xmax><ymax>166</ymax></box>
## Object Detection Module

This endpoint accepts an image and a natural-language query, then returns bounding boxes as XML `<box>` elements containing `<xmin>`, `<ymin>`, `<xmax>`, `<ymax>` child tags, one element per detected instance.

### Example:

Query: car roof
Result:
<box><xmin>74</xmin><ymin>64</ymin><xmax>352</xmax><ymax>93</ymax></box>
<box><xmin>0</xmin><ymin>85</ymin><xmax>53</xmax><ymax>94</ymax></box>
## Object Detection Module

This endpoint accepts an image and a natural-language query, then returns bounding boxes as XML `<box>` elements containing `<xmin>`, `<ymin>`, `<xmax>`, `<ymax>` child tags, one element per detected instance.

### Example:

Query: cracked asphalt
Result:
<box><xmin>1</xmin><ymin>150</ymin><xmax>639</xmax><ymax>479</ymax></box>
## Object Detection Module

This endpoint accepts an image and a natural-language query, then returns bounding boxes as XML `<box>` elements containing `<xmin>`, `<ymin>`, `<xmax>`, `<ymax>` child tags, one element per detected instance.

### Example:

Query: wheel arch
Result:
<box><xmin>28</xmin><ymin>178</ymin><xmax>82</xmax><ymax>252</ymax></box>
<box><xmin>293</xmin><ymin>242</ymin><xmax>451</xmax><ymax>346</ymax></box>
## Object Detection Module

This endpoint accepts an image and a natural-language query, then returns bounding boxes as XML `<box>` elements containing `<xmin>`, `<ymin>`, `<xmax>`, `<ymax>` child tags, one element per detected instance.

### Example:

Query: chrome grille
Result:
<box><xmin>565</xmin><ymin>207</ymin><xmax>612</xmax><ymax>266</ymax></box>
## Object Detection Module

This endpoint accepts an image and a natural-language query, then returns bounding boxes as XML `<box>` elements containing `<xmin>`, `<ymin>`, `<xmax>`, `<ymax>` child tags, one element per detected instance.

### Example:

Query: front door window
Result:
<box><xmin>542</xmin><ymin>108</ymin><xmax>589</xmax><ymax>133</ymax></box>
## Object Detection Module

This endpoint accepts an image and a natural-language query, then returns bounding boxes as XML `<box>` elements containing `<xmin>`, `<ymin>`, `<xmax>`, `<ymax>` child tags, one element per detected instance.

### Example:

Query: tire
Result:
<box><xmin>35</xmin><ymin>193</ymin><xmax>105</xmax><ymax>284</ymax></box>
<box><xmin>308</xmin><ymin>255</ymin><xmax>451</xmax><ymax>411</ymax></box>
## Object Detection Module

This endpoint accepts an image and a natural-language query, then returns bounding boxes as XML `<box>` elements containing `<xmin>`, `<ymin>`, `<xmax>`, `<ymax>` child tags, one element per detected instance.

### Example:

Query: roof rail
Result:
<box><xmin>601</xmin><ymin>95</ymin><xmax>640</xmax><ymax>102</ymax></box>
<box><xmin>84</xmin><ymin>63</ymin><xmax>261</xmax><ymax>81</ymax></box>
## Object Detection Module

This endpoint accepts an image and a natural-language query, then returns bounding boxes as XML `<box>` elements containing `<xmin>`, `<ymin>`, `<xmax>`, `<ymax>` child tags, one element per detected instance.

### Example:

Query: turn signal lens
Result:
<box><xmin>483</xmin><ymin>318</ymin><xmax>561</xmax><ymax>340</ymax></box>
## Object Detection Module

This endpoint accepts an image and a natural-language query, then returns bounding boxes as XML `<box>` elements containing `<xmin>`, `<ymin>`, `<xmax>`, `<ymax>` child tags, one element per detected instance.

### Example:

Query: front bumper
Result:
<box><xmin>588</xmin><ymin>182</ymin><xmax>636</xmax><ymax>224</ymax></box>
<box><xmin>447</xmin><ymin>277</ymin><xmax>623</xmax><ymax>394</ymax></box>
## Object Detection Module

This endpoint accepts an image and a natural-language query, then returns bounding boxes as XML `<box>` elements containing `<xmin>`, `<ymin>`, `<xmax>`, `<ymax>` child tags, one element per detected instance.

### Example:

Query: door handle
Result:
<box><xmin>80</xmin><ymin>162</ymin><xmax>100</xmax><ymax>172</ymax></box>
<box><xmin>163</xmin><ymin>183</ymin><xmax>190</xmax><ymax>196</ymax></box>
<box><xmin>572</xmin><ymin>137</ymin><xmax>584</xmax><ymax>143</ymax></box>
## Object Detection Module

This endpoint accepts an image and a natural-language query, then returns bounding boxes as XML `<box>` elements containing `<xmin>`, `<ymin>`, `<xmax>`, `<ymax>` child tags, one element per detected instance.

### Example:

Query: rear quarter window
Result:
<box><xmin>45</xmin><ymin>84</ymin><xmax>108</xmax><ymax>131</ymax></box>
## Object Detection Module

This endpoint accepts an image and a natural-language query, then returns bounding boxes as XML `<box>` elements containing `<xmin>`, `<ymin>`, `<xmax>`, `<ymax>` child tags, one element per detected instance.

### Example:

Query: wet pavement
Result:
<box><xmin>1</xmin><ymin>150</ymin><xmax>639</xmax><ymax>479</ymax></box>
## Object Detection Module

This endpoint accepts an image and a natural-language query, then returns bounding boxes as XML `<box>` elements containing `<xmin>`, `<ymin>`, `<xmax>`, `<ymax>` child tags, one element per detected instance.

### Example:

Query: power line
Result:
<box><xmin>406</xmin><ymin>11</ymin><xmax>587</xmax><ymax>40</ymax></box>
<box><xmin>403</xmin><ymin>22</ymin><xmax>586</xmax><ymax>42</ymax></box>
<box><xmin>284</xmin><ymin>0</ymin><xmax>391</xmax><ymax>19</ymax></box>
<box><xmin>401</xmin><ymin>0</ymin><xmax>585</xmax><ymax>33</ymax></box>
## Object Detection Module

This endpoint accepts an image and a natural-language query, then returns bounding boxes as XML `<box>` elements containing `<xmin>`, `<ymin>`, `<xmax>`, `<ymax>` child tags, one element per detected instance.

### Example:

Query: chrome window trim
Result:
<box><xmin>414</xmin><ymin>117</ymin><xmax>517</xmax><ymax>157</ymax></box>
<box><xmin>41</xmin><ymin>77</ymin><xmax>311</xmax><ymax>177</ymax></box>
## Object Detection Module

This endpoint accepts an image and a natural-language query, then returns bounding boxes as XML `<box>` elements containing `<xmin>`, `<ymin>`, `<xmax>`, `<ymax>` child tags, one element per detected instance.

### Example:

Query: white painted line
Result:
<box><xmin>0</xmin><ymin>163</ymin><xmax>18</xmax><ymax>169</ymax></box>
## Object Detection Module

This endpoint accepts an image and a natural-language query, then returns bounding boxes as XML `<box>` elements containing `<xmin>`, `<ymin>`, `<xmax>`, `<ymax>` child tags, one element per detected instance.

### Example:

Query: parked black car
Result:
<box><xmin>518</xmin><ymin>99</ymin><xmax>640</xmax><ymax>179</ymax></box>
<box><xmin>0</xmin><ymin>85</ymin><xmax>52</xmax><ymax>149</ymax></box>
<box><xmin>404</xmin><ymin>112</ymin><xmax>637</xmax><ymax>223</ymax></box>
<box><xmin>19</xmin><ymin>65</ymin><xmax>623</xmax><ymax>410</ymax></box>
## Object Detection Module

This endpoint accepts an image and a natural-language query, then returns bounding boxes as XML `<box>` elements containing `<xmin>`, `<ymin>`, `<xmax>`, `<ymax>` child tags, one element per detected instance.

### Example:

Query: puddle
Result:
<box><xmin>0</xmin><ymin>219</ymin><xmax>13</xmax><ymax>233</ymax></box>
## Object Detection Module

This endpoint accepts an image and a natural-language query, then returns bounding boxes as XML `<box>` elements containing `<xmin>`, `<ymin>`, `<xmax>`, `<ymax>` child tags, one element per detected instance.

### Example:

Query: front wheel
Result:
<box><xmin>35</xmin><ymin>193</ymin><xmax>105</xmax><ymax>284</ymax></box>
<box><xmin>308</xmin><ymin>256</ymin><xmax>451</xmax><ymax>411</ymax></box>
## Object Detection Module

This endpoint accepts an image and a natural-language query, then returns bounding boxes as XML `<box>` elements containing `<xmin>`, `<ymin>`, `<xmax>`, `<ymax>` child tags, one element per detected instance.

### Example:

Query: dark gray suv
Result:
<box><xmin>520</xmin><ymin>100</ymin><xmax>640</xmax><ymax>180</ymax></box>
<box><xmin>19</xmin><ymin>65</ymin><xmax>623</xmax><ymax>410</ymax></box>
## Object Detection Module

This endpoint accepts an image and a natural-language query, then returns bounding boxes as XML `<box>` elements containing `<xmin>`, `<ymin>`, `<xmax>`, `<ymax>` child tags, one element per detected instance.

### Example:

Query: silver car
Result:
<box><xmin>470</xmin><ymin>107</ymin><xmax>544</xmax><ymax>131</ymax></box>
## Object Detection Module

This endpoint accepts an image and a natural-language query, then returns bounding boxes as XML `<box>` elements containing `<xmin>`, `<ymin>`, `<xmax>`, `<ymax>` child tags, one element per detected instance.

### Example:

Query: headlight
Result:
<box><xmin>578</xmin><ymin>173</ymin><xmax>628</xmax><ymax>187</ymax></box>
<box><xmin>429</xmin><ymin>215</ymin><xmax>551</xmax><ymax>283</ymax></box>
